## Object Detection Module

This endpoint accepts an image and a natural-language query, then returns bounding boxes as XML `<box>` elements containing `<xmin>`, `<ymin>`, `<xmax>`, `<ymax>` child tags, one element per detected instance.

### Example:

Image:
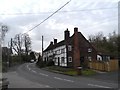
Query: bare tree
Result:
<box><xmin>23</xmin><ymin>33</ymin><xmax>31</xmax><ymax>55</ymax></box>
<box><xmin>12</xmin><ymin>34</ymin><xmax>23</xmax><ymax>55</ymax></box>
<box><xmin>11</xmin><ymin>33</ymin><xmax>31</xmax><ymax>55</ymax></box>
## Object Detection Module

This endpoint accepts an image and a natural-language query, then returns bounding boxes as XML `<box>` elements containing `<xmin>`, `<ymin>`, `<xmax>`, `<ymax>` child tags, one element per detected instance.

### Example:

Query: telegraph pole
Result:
<box><xmin>42</xmin><ymin>36</ymin><xmax>43</xmax><ymax>60</ymax></box>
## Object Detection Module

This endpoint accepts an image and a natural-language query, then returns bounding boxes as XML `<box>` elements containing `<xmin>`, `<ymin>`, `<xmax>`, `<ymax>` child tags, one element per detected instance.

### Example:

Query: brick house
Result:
<box><xmin>43</xmin><ymin>27</ymin><xmax>97</xmax><ymax>68</ymax></box>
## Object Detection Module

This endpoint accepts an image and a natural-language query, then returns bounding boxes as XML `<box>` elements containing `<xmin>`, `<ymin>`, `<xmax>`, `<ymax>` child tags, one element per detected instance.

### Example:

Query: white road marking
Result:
<box><xmin>39</xmin><ymin>73</ymin><xmax>49</xmax><ymax>77</ymax></box>
<box><xmin>31</xmin><ymin>70</ymin><xmax>37</xmax><ymax>73</ymax></box>
<box><xmin>44</xmin><ymin>85</ymin><xmax>51</xmax><ymax>88</ymax></box>
<box><xmin>88</xmin><ymin>84</ymin><xmax>112</xmax><ymax>88</ymax></box>
<box><xmin>54</xmin><ymin>77</ymin><xmax>74</xmax><ymax>83</ymax></box>
<box><xmin>26</xmin><ymin>64</ymin><xmax>31</xmax><ymax>70</ymax></box>
<box><xmin>63</xmin><ymin>79</ymin><xmax>74</xmax><ymax>83</ymax></box>
<box><xmin>27</xmin><ymin>64</ymin><xmax>48</xmax><ymax>77</ymax></box>
<box><xmin>54</xmin><ymin>77</ymin><xmax>63</xmax><ymax>80</ymax></box>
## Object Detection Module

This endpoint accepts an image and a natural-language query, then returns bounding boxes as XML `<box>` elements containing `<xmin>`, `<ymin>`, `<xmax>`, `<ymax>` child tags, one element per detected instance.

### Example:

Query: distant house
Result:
<box><xmin>97</xmin><ymin>53</ymin><xmax>110</xmax><ymax>62</ymax></box>
<box><xmin>43</xmin><ymin>27</ymin><xmax>97</xmax><ymax>68</ymax></box>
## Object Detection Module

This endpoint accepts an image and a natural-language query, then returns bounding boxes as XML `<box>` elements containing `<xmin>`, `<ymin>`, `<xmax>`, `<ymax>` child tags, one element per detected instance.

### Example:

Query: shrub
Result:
<box><xmin>36</xmin><ymin>60</ymin><xmax>46</xmax><ymax>68</ymax></box>
<box><xmin>46</xmin><ymin>60</ymin><xmax>54</xmax><ymax>66</ymax></box>
<box><xmin>36</xmin><ymin>54</ymin><xmax>46</xmax><ymax>68</ymax></box>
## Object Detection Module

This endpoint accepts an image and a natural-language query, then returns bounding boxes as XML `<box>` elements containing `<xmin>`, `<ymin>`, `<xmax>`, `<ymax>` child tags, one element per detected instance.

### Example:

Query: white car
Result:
<box><xmin>30</xmin><ymin>59</ymin><xmax>34</xmax><ymax>63</ymax></box>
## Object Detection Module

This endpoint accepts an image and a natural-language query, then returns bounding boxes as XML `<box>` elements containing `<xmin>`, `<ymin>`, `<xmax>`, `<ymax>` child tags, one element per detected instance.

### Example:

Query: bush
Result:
<box><xmin>21</xmin><ymin>55</ymin><xmax>31</xmax><ymax>62</ymax></box>
<box><xmin>36</xmin><ymin>60</ymin><xmax>46</xmax><ymax>68</ymax></box>
<box><xmin>46</xmin><ymin>60</ymin><xmax>54</xmax><ymax>66</ymax></box>
<box><xmin>36</xmin><ymin>54</ymin><xmax>46</xmax><ymax>68</ymax></box>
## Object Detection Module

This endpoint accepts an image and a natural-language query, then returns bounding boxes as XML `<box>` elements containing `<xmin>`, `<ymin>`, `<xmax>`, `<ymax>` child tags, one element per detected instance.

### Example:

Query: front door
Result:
<box><xmin>80</xmin><ymin>56</ymin><xmax>84</xmax><ymax>67</ymax></box>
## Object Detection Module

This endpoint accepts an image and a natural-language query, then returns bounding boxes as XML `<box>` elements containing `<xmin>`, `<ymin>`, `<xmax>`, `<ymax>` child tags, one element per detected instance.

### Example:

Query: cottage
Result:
<box><xmin>43</xmin><ymin>27</ymin><xmax>97</xmax><ymax>68</ymax></box>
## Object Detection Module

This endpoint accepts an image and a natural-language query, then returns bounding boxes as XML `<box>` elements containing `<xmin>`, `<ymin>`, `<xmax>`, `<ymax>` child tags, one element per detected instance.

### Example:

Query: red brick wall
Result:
<box><xmin>73</xmin><ymin>27</ymin><xmax>80</xmax><ymax>68</ymax></box>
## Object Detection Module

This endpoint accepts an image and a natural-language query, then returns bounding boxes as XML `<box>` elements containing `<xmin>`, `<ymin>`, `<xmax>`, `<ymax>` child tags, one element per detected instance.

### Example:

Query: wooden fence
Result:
<box><xmin>88</xmin><ymin>59</ymin><xmax>119</xmax><ymax>72</ymax></box>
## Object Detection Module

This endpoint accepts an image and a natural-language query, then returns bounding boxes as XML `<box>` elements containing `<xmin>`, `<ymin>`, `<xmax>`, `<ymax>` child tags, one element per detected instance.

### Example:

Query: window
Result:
<box><xmin>57</xmin><ymin>49</ymin><xmax>60</xmax><ymax>54</ymax></box>
<box><xmin>97</xmin><ymin>55</ymin><xmax>102</xmax><ymax>61</ymax></box>
<box><xmin>54</xmin><ymin>51</ymin><xmax>57</xmax><ymax>54</ymax></box>
<box><xmin>61</xmin><ymin>48</ymin><xmax>65</xmax><ymax>53</ymax></box>
<box><xmin>61</xmin><ymin>57</ymin><xmax>65</xmax><ymax>63</ymax></box>
<box><xmin>88</xmin><ymin>48</ymin><xmax>92</xmax><ymax>53</ymax></box>
<box><xmin>44</xmin><ymin>57</ymin><xmax>46</xmax><ymax>61</ymax></box>
<box><xmin>107</xmin><ymin>56</ymin><xmax>110</xmax><ymax>61</ymax></box>
<box><xmin>68</xmin><ymin>45</ymin><xmax>72</xmax><ymax>51</ymax></box>
<box><xmin>54</xmin><ymin>58</ymin><xmax>58</xmax><ymax>63</ymax></box>
<box><xmin>68</xmin><ymin>57</ymin><xmax>72</xmax><ymax>62</ymax></box>
<box><xmin>88</xmin><ymin>56</ymin><xmax>92</xmax><ymax>61</ymax></box>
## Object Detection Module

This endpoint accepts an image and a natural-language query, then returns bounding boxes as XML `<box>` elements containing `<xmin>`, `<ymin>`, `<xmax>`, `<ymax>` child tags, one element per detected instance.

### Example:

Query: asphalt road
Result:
<box><xmin>9</xmin><ymin>63</ymin><xmax>118</xmax><ymax>89</ymax></box>
<box><xmin>3</xmin><ymin>63</ymin><xmax>118</xmax><ymax>89</ymax></box>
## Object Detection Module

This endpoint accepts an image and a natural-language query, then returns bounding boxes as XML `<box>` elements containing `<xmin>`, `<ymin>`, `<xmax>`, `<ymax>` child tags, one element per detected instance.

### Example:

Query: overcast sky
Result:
<box><xmin>0</xmin><ymin>0</ymin><xmax>119</xmax><ymax>53</ymax></box>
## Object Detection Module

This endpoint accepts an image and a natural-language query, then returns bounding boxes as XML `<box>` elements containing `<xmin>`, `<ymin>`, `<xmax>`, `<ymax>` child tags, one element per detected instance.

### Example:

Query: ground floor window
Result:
<box><xmin>61</xmin><ymin>57</ymin><xmax>65</xmax><ymax>63</ymax></box>
<box><xmin>88</xmin><ymin>56</ymin><xmax>92</xmax><ymax>61</ymax></box>
<box><xmin>44</xmin><ymin>57</ymin><xmax>47</xmax><ymax>61</ymax></box>
<box><xmin>68</xmin><ymin>57</ymin><xmax>72</xmax><ymax>62</ymax></box>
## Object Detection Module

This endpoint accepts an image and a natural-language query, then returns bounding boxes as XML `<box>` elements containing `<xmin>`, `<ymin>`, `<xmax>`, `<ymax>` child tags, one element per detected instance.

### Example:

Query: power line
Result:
<box><xmin>0</xmin><ymin>7</ymin><xmax>118</xmax><ymax>15</ymax></box>
<box><xmin>25</xmin><ymin>0</ymin><xmax>71</xmax><ymax>34</ymax></box>
<box><xmin>7</xmin><ymin>0</ymin><xmax>71</xmax><ymax>53</ymax></box>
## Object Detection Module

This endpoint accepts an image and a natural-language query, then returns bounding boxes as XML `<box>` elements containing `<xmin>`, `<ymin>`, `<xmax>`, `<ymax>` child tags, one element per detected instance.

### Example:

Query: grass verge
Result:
<box><xmin>82</xmin><ymin>69</ymin><xmax>96</xmax><ymax>76</ymax></box>
<box><xmin>44</xmin><ymin>66</ymin><xmax>96</xmax><ymax>76</ymax></box>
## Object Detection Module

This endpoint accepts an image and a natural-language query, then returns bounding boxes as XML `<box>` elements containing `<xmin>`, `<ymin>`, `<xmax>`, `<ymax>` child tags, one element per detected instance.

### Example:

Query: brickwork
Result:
<box><xmin>73</xmin><ymin>27</ymin><xmax>80</xmax><ymax>68</ymax></box>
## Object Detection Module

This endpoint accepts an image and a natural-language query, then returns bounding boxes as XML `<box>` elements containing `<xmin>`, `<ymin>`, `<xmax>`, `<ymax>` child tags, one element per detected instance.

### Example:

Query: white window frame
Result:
<box><xmin>88</xmin><ymin>56</ymin><xmax>92</xmax><ymax>61</ymax></box>
<box><xmin>61</xmin><ymin>57</ymin><xmax>65</xmax><ymax>64</ymax></box>
<box><xmin>68</xmin><ymin>45</ymin><xmax>72</xmax><ymax>51</ymax></box>
<box><xmin>61</xmin><ymin>48</ymin><xmax>65</xmax><ymax>53</ymax></box>
<box><xmin>88</xmin><ymin>48</ymin><xmax>92</xmax><ymax>53</ymax></box>
<box><xmin>68</xmin><ymin>57</ymin><xmax>72</xmax><ymax>62</ymax></box>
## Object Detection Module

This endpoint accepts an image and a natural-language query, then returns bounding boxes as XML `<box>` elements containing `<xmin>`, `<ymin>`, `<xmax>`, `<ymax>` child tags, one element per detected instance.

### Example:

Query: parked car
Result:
<box><xmin>30</xmin><ymin>59</ymin><xmax>35</xmax><ymax>63</ymax></box>
<box><xmin>0</xmin><ymin>78</ymin><xmax>9</xmax><ymax>90</ymax></box>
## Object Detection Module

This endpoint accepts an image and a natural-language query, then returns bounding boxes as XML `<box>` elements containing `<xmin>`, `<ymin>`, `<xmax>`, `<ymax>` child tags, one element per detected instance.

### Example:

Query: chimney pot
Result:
<box><xmin>54</xmin><ymin>39</ymin><xmax>57</xmax><ymax>44</ymax></box>
<box><xmin>50</xmin><ymin>41</ymin><xmax>53</xmax><ymax>45</ymax></box>
<box><xmin>64</xmin><ymin>28</ymin><xmax>70</xmax><ymax>40</ymax></box>
<box><xmin>74</xmin><ymin>27</ymin><xmax>78</xmax><ymax>32</ymax></box>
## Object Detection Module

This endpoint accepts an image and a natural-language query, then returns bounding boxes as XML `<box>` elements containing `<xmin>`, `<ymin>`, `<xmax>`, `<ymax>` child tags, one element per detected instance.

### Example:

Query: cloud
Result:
<box><xmin>0</xmin><ymin>0</ymin><xmax>119</xmax><ymax>52</ymax></box>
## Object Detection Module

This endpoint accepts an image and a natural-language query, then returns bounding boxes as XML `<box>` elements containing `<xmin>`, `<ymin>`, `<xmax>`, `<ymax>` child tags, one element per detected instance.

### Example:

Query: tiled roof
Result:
<box><xmin>43</xmin><ymin>35</ymin><xmax>73</xmax><ymax>52</ymax></box>
<box><xmin>43</xmin><ymin>31</ymin><xmax>97</xmax><ymax>52</ymax></box>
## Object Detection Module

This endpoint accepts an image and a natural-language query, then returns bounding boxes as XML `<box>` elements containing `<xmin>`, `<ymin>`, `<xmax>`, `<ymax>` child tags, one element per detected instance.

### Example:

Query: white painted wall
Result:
<box><xmin>43</xmin><ymin>45</ymin><xmax>67</xmax><ymax>67</ymax></box>
<box><xmin>97</xmin><ymin>55</ymin><xmax>102</xmax><ymax>61</ymax></box>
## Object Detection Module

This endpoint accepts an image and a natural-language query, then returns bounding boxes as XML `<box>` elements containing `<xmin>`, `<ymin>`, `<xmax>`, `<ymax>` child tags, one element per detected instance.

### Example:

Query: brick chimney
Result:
<box><xmin>54</xmin><ymin>39</ymin><xmax>57</xmax><ymax>44</ymax></box>
<box><xmin>64</xmin><ymin>28</ymin><xmax>70</xmax><ymax>40</ymax></box>
<box><xmin>50</xmin><ymin>41</ymin><xmax>53</xmax><ymax>46</ymax></box>
<box><xmin>73</xmin><ymin>27</ymin><xmax>80</xmax><ymax>69</ymax></box>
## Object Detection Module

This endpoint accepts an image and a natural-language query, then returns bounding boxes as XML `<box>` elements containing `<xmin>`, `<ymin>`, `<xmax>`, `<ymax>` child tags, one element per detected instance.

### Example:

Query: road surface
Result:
<box><xmin>3</xmin><ymin>63</ymin><xmax>118</xmax><ymax>89</ymax></box>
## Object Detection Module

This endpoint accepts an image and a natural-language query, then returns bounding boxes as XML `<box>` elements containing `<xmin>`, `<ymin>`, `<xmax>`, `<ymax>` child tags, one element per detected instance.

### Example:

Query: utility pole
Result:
<box><xmin>17</xmin><ymin>34</ymin><xmax>22</xmax><ymax>63</ymax></box>
<box><xmin>10</xmin><ymin>38</ymin><xmax>13</xmax><ymax>54</ymax></box>
<box><xmin>9</xmin><ymin>38</ymin><xmax>13</xmax><ymax>67</ymax></box>
<box><xmin>42</xmin><ymin>36</ymin><xmax>43</xmax><ymax>60</ymax></box>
